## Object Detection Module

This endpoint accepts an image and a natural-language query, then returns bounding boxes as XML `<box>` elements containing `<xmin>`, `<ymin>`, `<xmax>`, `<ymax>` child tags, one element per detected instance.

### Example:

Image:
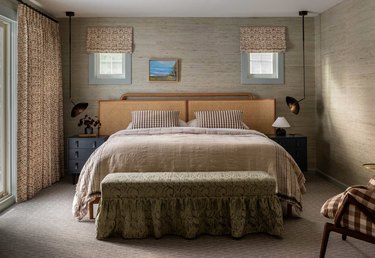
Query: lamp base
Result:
<box><xmin>275</xmin><ymin>128</ymin><xmax>286</xmax><ymax>136</ymax></box>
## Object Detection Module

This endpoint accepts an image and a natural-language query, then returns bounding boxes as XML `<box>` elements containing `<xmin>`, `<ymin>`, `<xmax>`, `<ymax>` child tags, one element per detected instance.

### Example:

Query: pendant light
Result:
<box><xmin>66</xmin><ymin>11</ymin><xmax>88</xmax><ymax>117</ymax></box>
<box><xmin>286</xmin><ymin>10</ymin><xmax>308</xmax><ymax>115</ymax></box>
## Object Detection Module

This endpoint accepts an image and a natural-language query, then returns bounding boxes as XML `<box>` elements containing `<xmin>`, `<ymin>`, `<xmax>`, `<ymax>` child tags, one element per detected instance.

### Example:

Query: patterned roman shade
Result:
<box><xmin>86</xmin><ymin>26</ymin><xmax>133</xmax><ymax>53</ymax></box>
<box><xmin>240</xmin><ymin>26</ymin><xmax>286</xmax><ymax>53</ymax></box>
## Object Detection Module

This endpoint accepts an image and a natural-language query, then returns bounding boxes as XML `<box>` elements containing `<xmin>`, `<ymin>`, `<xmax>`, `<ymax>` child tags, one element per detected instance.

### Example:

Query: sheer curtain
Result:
<box><xmin>17</xmin><ymin>4</ymin><xmax>64</xmax><ymax>202</ymax></box>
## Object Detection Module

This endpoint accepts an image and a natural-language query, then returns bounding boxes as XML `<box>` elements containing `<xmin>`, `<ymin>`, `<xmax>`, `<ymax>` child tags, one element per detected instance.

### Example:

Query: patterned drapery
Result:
<box><xmin>86</xmin><ymin>26</ymin><xmax>133</xmax><ymax>53</ymax></box>
<box><xmin>240</xmin><ymin>26</ymin><xmax>287</xmax><ymax>53</ymax></box>
<box><xmin>17</xmin><ymin>4</ymin><xmax>64</xmax><ymax>202</ymax></box>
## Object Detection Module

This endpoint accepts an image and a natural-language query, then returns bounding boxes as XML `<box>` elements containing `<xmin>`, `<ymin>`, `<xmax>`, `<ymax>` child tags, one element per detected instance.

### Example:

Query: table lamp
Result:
<box><xmin>272</xmin><ymin>117</ymin><xmax>291</xmax><ymax>136</ymax></box>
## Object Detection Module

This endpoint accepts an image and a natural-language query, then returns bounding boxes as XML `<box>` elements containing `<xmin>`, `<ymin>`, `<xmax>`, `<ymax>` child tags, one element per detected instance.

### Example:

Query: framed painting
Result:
<box><xmin>149</xmin><ymin>59</ymin><xmax>179</xmax><ymax>82</ymax></box>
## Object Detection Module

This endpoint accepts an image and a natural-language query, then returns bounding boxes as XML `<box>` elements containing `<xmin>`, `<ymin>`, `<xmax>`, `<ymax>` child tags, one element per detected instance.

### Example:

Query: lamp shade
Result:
<box><xmin>286</xmin><ymin>96</ymin><xmax>300</xmax><ymax>115</ymax></box>
<box><xmin>71</xmin><ymin>102</ymin><xmax>88</xmax><ymax>118</ymax></box>
<box><xmin>272</xmin><ymin>117</ymin><xmax>291</xmax><ymax>128</ymax></box>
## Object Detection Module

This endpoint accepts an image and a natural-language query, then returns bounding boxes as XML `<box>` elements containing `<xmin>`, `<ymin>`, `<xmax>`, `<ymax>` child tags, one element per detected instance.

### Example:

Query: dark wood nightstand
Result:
<box><xmin>67</xmin><ymin>135</ymin><xmax>108</xmax><ymax>184</ymax></box>
<box><xmin>268</xmin><ymin>134</ymin><xmax>307</xmax><ymax>172</ymax></box>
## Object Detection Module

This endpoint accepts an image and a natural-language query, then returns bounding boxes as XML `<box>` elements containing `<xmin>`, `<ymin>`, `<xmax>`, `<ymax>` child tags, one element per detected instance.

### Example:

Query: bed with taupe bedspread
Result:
<box><xmin>73</xmin><ymin>93</ymin><xmax>306</xmax><ymax>220</ymax></box>
<box><xmin>73</xmin><ymin>127</ymin><xmax>306</xmax><ymax>220</ymax></box>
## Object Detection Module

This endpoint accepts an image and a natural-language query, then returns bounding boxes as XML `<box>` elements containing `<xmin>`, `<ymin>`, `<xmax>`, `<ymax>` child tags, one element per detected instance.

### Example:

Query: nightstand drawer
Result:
<box><xmin>68</xmin><ymin>148</ymin><xmax>95</xmax><ymax>161</ymax></box>
<box><xmin>68</xmin><ymin>138</ymin><xmax>105</xmax><ymax>149</ymax></box>
<box><xmin>67</xmin><ymin>135</ymin><xmax>108</xmax><ymax>183</ymax></box>
<box><xmin>68</xmin><ymin>160</ymin><xmax>86</xmax><ymax>174</ymax></box>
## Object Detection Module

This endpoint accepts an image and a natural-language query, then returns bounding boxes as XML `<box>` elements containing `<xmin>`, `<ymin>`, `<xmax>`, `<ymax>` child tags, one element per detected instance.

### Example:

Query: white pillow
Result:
<box><xmin>179</xmin><ymin>119</ymin><xmax>188</xmax><ymax>127</ymax></box>
<box><xmin>187</xmin><ymin>119</ymin><xmax>198</xmax><ymax>127</ymax></box>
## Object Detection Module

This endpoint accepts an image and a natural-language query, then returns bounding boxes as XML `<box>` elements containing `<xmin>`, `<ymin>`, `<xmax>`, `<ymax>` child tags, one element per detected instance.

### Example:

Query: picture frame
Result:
<box><xmin>149</xmin><ymin>58</ymin><xmax>179</xmax><ymax>82</ymax></box>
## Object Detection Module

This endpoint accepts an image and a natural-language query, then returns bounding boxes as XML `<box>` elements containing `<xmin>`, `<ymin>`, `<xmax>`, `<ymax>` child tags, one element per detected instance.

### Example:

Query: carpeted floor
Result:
<box><xmin>0</xmin><ymin>172</ymin><xmax>374</xmax><ymax>258</ymax></box>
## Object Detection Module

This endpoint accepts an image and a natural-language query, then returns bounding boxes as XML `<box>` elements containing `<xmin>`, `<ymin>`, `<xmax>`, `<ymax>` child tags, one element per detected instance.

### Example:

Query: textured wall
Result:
<box><xmin>59</xmin><ymin>17</ymin><xmax>316</xmax><ymax>169</ymax></box>
<box><xmin>315</xmin><ymin>0</ymin><xmax>375</xmax><ymax>184</ymax></box>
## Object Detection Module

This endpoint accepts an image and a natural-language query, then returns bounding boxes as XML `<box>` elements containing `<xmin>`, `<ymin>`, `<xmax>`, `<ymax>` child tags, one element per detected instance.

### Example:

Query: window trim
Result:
<box><xmin>89</xmin><ymin>53</ymin><xmax>132</xmax><ymax>85</ymax></box>
<box><xmin>241</xmin><ymin>52</ymin><xmax>284</xmax><ymax>85</ymax></box>
<box><xmin>0</xmin><ymin>13</ymin><xmax>17</xmax><ymax>212</ymax></box>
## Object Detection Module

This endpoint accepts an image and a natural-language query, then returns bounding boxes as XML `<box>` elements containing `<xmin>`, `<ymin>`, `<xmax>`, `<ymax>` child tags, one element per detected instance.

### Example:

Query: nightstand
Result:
<box><xmin>268</xmin><ymin>134</ymin><xmax>307</xmax><ymax>172</ymax></box>
<box><xmin>67</xmin><ymin>135</ymin><xmax>108</xmax><ymax>184</ymax></box>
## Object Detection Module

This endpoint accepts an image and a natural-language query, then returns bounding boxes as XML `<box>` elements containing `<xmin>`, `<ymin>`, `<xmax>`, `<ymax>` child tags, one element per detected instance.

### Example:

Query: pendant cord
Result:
<box><xmin>67</xmin><ymin>12</ymin><xmax>75</xmax><ymax>105</ymax></box>
<box><xmin>300</xmin><ymin>12</ymin><xmax>306</xmax><ymax>102</ymax></box>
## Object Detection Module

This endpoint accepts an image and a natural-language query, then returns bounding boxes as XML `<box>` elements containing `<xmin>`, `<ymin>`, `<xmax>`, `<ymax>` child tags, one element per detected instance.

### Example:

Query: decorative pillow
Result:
<box><xmin>130</xmin><ymin>110</ymin><xmax>180</xmax><ymax>129</ymax></box>
<box><xmin>187</xmin><ymin>118</ymin><xmax>249</xmax><ymax>129</ymax></box>
<box><xmin>187</xmin><ymin>119</ymin><xmax>198</xmax><ymax>127</ymax></box>
<box><xmin>194</xmin><ymin>110</ymin><xmax>246</xmax><ymax>129</ymax></box>
<box><xmin>127</xmin><ymin>118</ymin><xmax>186</xmax><ymax>129</ymax></box>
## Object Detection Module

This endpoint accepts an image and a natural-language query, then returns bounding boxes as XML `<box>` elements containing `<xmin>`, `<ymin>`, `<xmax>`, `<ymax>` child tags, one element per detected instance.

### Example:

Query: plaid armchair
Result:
<box><xmin>319</xmin><ymin>176</ymin><xmax>375</xmax><ymax>258</ymax></box>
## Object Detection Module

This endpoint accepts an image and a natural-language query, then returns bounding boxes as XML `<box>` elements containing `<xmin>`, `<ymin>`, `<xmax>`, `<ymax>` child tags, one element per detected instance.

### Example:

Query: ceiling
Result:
<box><xmin>31</xmin><ymin>0</ymin><xmax>344</xmax><ymax>18</ymax></box>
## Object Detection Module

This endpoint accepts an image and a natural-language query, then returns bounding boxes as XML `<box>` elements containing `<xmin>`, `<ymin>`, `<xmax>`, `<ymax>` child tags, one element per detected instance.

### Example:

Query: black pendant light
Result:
<box><xmin>66</xmin><ymin>11</ymin><xmax>88</xmax><ymax>118</ymax></box>
<box><xmin>286</xmin><ymin>11</ymin><xmax>308</xmax><ymax>115</ymax></box>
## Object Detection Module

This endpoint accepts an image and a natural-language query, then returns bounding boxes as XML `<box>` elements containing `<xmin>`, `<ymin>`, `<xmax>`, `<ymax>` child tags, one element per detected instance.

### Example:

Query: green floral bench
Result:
<box><xmin>96</xmin><ymin>171</ymin><xmax>283</xmax><ymax>239</ymax></box>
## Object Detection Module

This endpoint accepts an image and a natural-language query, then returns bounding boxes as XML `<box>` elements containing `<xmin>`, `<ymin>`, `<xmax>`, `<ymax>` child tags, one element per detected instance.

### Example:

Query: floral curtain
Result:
<box><xmin>17</xmin><ymin>4</ymin><xmax>64</xmax><ymax>202</ymax></box>
<box><xmin>240</xmin><ymin>26</ymin><xmax>287</xmax><ymax>53</ymax></box>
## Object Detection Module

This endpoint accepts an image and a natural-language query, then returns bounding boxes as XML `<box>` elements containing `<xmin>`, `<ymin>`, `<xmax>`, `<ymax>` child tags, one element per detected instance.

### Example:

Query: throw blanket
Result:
<box><xmin>73</xmin><ymin>127</ymin><xmax>306</xmax><ymax>220</ymax></box>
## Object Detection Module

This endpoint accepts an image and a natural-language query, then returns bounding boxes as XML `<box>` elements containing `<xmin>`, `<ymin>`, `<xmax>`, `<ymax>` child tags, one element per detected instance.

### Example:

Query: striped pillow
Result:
<box><xmin>194</xmin><ymin>110</ymin><xmax>245</xmax><ymax>129</ymax></box>
<box><xmin>131</xmin><ymin>110</ymin><xmax>180</xmax><ymax>129</ymax></box>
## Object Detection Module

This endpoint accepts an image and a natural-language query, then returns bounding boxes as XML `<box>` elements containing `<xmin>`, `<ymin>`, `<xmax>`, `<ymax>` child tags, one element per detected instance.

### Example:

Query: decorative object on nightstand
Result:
<box><xmin>286</xmin><ymin>10</ymin><xmax>309</xmax><ymax>115</ymax></box>
<box><xmin>66</xmin><ymin>11</ymin><xmax>88</xmax><ymax>117</ymax></box>
<box><xmin>272</xmin><ymin>117</ymin><xmax>291</xmax><ymax>136</ymax></box>
<box><xmin>268</xmin><ymin>134</ymin><xmax>307</xmax><ymax>171</ymax></box>
<box><xmin>67</xmin><ymin>135</ymin><xmax>107</xmax><ymax>184</ymax></box>
<box><xmin>77</xmin><ymin>114</ymin><xmax>101</xmax><ymax>137</ymax></box>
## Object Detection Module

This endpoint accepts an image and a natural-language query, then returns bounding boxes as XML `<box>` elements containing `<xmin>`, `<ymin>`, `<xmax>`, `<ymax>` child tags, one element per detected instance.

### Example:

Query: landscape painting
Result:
<box><xmin>149</xmin><ymin>59</ymin><xmax>179</xmax><ymax>82</ymax></box>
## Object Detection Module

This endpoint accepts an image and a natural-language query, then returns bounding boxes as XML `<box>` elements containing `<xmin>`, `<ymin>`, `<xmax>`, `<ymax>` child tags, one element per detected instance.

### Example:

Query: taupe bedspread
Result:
<box><xmin>73</xmin><ymin>127</ymin><xmax>306</xmax><ymax>220</ymax></box>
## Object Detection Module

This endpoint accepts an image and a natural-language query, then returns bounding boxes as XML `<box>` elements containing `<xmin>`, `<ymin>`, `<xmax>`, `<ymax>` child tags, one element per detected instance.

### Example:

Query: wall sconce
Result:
<box><xmin>363</xmin><ymin>163</ymin><xmax>375</xmax><ymax>170</ymax></box>
<box><xmin>286</xmin><ymin>10</ymin><xmax>309</xmax><ymax>115</ymax></box>
<box><xmin>272</xmin><ymin>117</ymin><xmax>291</xmax><ymax>136</ymax></box>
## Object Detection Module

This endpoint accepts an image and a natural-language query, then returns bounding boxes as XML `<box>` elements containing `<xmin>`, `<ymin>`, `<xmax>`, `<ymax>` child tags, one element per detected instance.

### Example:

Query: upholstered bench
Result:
<box><xmin>96</xmin><ymin>171</ymin><xmax>283</xmax><ymax>239</ymax></box>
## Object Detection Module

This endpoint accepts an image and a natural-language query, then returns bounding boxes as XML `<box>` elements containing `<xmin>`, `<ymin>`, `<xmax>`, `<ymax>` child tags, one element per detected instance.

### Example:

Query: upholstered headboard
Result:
<box><xmin>188</xmin><ymin>99</ymin><xmax>275</xmax><ymax>134</ymax></box>
<box><xmin>98</xmin><ymin>93</ymin><xmax>275</xmax><ymax>136</ymax></box>
<box><xmin>98</xmin><ymin>100</ymin><xmax>187</xmax><ymax>136</ymax></box>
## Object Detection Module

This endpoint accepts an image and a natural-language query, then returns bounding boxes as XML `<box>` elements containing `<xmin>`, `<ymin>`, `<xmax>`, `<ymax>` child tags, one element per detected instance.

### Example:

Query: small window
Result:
<box><xmin>241</xmin><ymin>52</ymin><xmax>284</xmax><ymax>85</ymax></box>
<box><xmin>89</xmin><ymin>53</ymin><xmax>131</xmax><ymax>84</ymax></box>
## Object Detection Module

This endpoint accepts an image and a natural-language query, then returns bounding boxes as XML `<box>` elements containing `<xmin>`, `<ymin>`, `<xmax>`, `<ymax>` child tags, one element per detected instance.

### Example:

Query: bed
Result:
<box><xmin>72</xmin><ymin>93</ymin><xmax>306</xmax><ymax>220</ymax></box>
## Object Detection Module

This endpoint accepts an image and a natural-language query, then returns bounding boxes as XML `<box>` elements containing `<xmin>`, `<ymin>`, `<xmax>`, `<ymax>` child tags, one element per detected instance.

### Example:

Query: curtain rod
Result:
<box><xmin>17</xmin><ymin>0</ymin><xmax>58</xmax><ymax>23</ymax></box>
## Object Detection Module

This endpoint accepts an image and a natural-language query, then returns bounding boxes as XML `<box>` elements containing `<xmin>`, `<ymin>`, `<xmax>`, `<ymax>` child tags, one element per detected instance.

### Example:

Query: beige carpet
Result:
<box><xmin>0</xmin><ymin>172</ymin><xmax>374</xmax><ymax>258</ymax></box>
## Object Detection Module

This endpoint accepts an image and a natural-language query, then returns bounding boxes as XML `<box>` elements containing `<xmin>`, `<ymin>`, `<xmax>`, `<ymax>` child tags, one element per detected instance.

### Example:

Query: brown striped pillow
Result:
<box><xmin>131</xmin><ymin>110</ymin><xmax>180</xmax><ymax>129</ymax></box>
<box><xmin>194</xmin><ymin>110</ymin><xmax>245</xmax><ymax>129</ymax></box>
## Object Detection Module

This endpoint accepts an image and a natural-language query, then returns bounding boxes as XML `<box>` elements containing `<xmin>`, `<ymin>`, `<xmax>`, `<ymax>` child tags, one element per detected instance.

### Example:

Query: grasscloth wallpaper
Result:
<box><xmin>59</xmin><ymin>17</ymin><xmax>316</xmax><ymax>169</ymax></box>
<box><xmin>315</xmin><ymin>0</ymin><xmax>375</xmax><ymax>185</ymax></box>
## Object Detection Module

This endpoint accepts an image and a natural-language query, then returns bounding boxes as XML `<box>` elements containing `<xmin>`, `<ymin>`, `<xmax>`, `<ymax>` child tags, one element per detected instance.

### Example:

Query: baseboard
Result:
<box><xmin>0</xmin><ymin>195</ymin><xmax>15</xmax><ymax>214</ymax></box>
<box><xmin>315</xmin><ymin>169</ymin><xmax>348</xmax><ymax>190</ymax></box>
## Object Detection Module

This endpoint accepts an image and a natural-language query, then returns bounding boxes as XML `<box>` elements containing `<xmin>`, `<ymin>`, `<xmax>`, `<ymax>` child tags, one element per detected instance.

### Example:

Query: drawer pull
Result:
<box><xmin>75</xmin><ymin>141</ymin><xmax>79</xmax><ymax>148</ymax></box>
<box><xmin>75</xmin><ymin>151</ymin><xmax>79</xmax><ymax>159</ymax></box>
<box><xmin>75</xmin><ymin>162</ymin><xmax>79</xmax><ymax>170</ymax></box>
<box><xmin>92</xmin><ymin>141</ymin><xmax>97</xmax><ymax>148</ymax></box>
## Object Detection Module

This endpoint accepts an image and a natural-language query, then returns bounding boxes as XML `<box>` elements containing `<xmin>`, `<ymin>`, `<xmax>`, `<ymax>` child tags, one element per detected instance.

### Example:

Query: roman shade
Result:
<box><xmin>240</xmin><ymin>26</ymin><xmax>286</xmax><ymax>53</ymax></box>
<box><xmin>86</xmin><ymin>26</ymin><xmax>133</xmax><ymax>53</ymax></box>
